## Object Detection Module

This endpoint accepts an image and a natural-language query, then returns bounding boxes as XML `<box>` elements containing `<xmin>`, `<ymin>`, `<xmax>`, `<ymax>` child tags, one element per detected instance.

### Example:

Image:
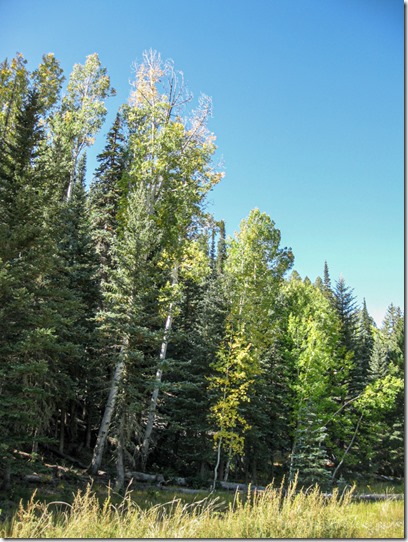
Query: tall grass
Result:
<box><xmin>1</xmin><ymin>480</ymin><xmax>404</xmax><ymax>538</ymax></box>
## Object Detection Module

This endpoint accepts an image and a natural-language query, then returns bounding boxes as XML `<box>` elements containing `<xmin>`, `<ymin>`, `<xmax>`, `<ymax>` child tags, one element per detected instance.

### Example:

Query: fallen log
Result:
<box><xmin>352</xmin><ymin>493</ymin><xmax>404</xmax><ymax>502</ymax></box>
<box><xmin>219</xmin><ymin>481</ymin><xmax>266</xmax><ymax>492</ymax></box>
<box><xmin>125</xmin><ymin>471</ymin><xmax>165</xmax><ymax>483</ymax></box>
<box><xmin>170</xmin><ymin>476</ymin><xmax>187</xmax><ymax>486</ymax></box>
<box><xmin>44</xmin><ymin>446</ymin><xmax>88</xmax><ymax>469</ymax></box>
<box><xmin>220</xmin><ymin>481</ymin><xmax>247</xmax><ymax>491</ymax></box>
<box><xmin>24</xmin><ymin>474</ymin><xmax>52</xmax><ymax>484</ymax></box>
<box><xmin>161</xmin><ymin>486</ymin><xmax>204</xmax><ymax>495</ymax></box>
<box><xmin>321</xmin><ymin>493</ymin><xmax>404</xmax><ymax>502</ymax></box>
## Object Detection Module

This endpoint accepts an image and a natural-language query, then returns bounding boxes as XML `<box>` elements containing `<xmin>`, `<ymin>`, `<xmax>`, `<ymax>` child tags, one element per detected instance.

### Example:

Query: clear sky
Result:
<box><xmin>0</xmin><ymin>0</ymin><xmax>404</xmax><ymax>325</ymax></box>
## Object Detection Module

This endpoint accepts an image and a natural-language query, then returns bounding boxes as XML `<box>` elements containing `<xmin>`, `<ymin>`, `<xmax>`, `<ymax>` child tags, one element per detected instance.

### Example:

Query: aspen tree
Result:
<box><xmin>123</xmin><ymin>50</ymin><xmax>222</xmax><ymax>470</ymax></box>
<box><xmin>209</xmin><ymin>210</ymin><xmax>293</xmax><ymax>487</ymax></box>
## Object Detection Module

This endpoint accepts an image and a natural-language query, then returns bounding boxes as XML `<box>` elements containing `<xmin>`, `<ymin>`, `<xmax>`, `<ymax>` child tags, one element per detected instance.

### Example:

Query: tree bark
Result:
<box><xmin>66</xmin><ymin>152</ymin><xmax>78</xmax><ymax>201</ymax></box>
<box><xmin>90</xmin><ymin>341</ymin><xmax>127</xmax><ymax>474</ymax></box>
<box><xmin>32</xmin><ymin>427</ymin><xmax>39</xmax><ymax>454</ymax></box>
<box><xmin>85</xmin><ymin>409</ymin><xmax>92</xmax><ymax>449</ymax></box>
<box><xmin>140</xmin><ymin>267</ymin><xmax>178</xmax><ymax>470</ymax></box>
<box><xmin>140</xmin><ymin>310</ymin><xmax>173</xmax><ymax>469</ymax></box>
<box><xmin>212</xmin><ymin>437</ymin><xmax>222</xmax><ymax>491</ymax></box>
<box><xmin>115</xmin><ymin>414</ymin><xmax>125</xmax><ymax>492</ymax></box>
<box><xmin>223</xmin><ymin>446</ymin><xmax>232</xmax><ymax>482</ymax></box>
<box><xmin>332</xmin><ymin>414</ymin><xmax>363</xmax><ymax>482</ymax></box>
<box><xmin>59</xmin><ymin>408</ymin><xmax>65</xmax><ymax>454</ymax></box>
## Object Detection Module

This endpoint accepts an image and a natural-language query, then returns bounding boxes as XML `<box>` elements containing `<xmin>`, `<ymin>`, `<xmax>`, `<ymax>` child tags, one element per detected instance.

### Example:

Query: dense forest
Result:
<box><xmin>0</xmin><ymin>50</ymin><xmax>404</xmax><ymax>494</ymax></box>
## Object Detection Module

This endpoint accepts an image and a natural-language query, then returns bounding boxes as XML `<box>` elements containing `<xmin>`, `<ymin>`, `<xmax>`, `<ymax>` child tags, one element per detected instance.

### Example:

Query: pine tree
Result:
<box><xmin>50</xmin><ymin>154</ymin><xmax>101</xmax><ymax>454</ymax></box>
<box><xmin>0</xmin><ymin>90</ymin><xmax>58</xmax><ymax>486</ymax></box>
<box><xmin>216</xmin><ymin>220</ymin><xmax>226</xmax><ymax>275</ymax></box>
<box><xmin>153</xmin><ymin>231</ymin><xmax>227</xmax><ymax>480</ymax></box>
<box><xmin>323</xmin><ymin>261</ymin><xmax>331</xmax><ymax>290</ymax></box>
<box><xmin>90</xmin><ymin>184</ymin><xmax>160</xmax><ymax>478</ymax></box>
<box><xmin>333</xmin><ymin>277</ymin><xmax>358</xmax><ymax>353</ymax></box>
<box><xmin>88</xmin><ymin>112</ymin><xmax>127</xmax><ymax>285</ymax></box>
<box><xmin>353</xmin><ymin>299</ymin><xmax>375</xmax><ymax>390</ymax></box>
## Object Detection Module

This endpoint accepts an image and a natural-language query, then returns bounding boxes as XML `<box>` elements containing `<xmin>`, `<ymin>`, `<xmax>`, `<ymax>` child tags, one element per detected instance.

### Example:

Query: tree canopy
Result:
<box><xmin>0</xmin><ymin>50</ymin><xmax>403</xmax><ymax>492</ymax></box>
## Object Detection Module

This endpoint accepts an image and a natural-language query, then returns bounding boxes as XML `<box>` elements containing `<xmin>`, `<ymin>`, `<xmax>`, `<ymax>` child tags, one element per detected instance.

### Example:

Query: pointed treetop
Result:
<box><xmin>323</xmin><ymin>261</ymin><xmax>331</xmax><ymax>290</ymax></box>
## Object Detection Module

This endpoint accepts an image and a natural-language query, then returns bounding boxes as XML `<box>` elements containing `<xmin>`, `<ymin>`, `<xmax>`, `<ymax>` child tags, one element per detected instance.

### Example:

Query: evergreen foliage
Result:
<box><xmin>0</xmin><ymin>50</ymin><xmax>403</xmax><ymax>492</ymax></box>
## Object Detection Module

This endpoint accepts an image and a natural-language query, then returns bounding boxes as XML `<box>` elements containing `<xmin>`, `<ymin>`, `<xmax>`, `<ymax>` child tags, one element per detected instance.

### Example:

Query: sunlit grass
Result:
<box><xmin>1</xmin><ymin>479</ymin><xmax>404</xmax><ymax>538</ymax></box>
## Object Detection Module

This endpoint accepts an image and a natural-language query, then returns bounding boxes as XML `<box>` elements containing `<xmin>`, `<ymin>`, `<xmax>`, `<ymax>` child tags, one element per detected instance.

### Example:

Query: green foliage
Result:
<box><xmin>0</xmin><ymin>90</ymin><xmax>56</xmax><ymax>474</ymax></box>
<box><xmin>283</xmin><ymin>276</ymin><xmax>342</xmax><ymax>488</ymax></box>
<box><xmin>208</xmin><ymin>209</ymin><xmax>293</xmax><ymax>477</ymax></box>
<box><xmin>209</xmin><ymin>329</ymin><xmax>255</xmax><ymax>456</ymax></box>
<box><xmin>0</xmin><ymin>49</ymin><xmax>403</xmax><ymax>493</ymax></box>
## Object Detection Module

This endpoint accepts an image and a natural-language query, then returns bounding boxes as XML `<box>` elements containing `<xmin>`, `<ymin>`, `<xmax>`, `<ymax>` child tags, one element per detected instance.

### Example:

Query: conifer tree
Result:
<box><xmin>333</xmin><ymin>277</ymin><xmax>358</xmax><ymax>353</ymax></box>
<box><xmin>323</xmin><ymin>261</ymin><xmax>331</xmax><ymax>290</ymax></box>
<box><xmin>0</xmin><ymin>90</ymin><xmax>58</xmax><ymax>486</ymax></box>
<box><xmin>284</xmin><ymin>275</ymin><xmax>342</xmax><ymax>489</ymax></box>
<box><xmin>216</xmin><ymin>220</ymin><xmax>226</xmax><ymax>275</ymax></box>
<box><xmin>90</xmin><ymin>184</ymin><xmax>160</xmax><ymax>477</ymax></box>
<box><xmin>88</xmin><ymin>112</ymin><xmax>127</xmax><ymax>285</ymax></box>
<box><xmin>51</xmin><ymin>154</ymin><xmax>101</xmax><ymax>453</ymax></box>
<box><xmin>353</xmin><ymin>299</ymin><xmax>375</xmax><ymax>390</ymax></box>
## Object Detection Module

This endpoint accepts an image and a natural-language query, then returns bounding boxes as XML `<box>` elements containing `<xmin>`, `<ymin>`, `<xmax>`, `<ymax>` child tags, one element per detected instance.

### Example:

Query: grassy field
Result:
<box><xmin>0</xmin><ymin>480</ymin><xmax>404</xmax><ymax>539</ymax></box>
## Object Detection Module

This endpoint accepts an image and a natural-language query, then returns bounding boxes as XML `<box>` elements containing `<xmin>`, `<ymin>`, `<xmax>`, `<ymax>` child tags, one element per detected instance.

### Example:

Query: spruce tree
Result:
<box><xmin>333</xmin><ymin>277</ymin><xmax>358</xmax><ymax>353</ymax></box>
<box><xmin>0</xmin><ymin>90</ymin><xmax>58</xmax><ymax>486</ymax></box>
<box><xmin>90</xmin><ymin>184</ymin><xmax>160</xmax><ymax>479</ymax></box>
<box><xmin>50</xmin><ymin>154</ymin><xmax>101</xmax><ymax>454</ymax></box>
<box><xmin>354</xmin><ymin>299</ymin><xmax>375</xmax><ymax>390</ymax></box>
<box><xmin>89</xmin><ymin>112</ymin><xmax>127</xmax><ymax>285</ymax></box>
<box><xmin>154</xmin><ymin>230</ymin><xmax>228</xmax><ymax>480</ymax></box>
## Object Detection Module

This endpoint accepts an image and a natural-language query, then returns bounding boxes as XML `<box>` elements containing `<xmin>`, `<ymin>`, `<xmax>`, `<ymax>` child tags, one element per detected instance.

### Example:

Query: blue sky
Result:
<box><xmin>0</xmin><ymin>0</ymin><xmax>404</xmax><ymax>325</ymax></box>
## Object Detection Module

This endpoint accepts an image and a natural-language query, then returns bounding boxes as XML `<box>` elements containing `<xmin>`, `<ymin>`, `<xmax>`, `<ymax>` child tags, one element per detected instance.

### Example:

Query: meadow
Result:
<box><xmin>0</xmin><ymin>480</ymin><xmax>404</xmax><ymax>539</ymax></box>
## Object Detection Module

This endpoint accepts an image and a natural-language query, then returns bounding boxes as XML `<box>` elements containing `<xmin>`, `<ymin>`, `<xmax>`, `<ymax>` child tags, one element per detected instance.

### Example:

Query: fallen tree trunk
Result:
<box><xmin>161</xmin><ymin>486</ymin><xmax>203</xmax><ymax>495</ymax></box>
<box><xmin>44</xmin><ymin>446</ymin><xmax>87</xmax><ymax>469</ymax></box>
<box><xmin>24</xmin><ymin>474</ymin><xmax>49</xmax><ymax>483</ymax></box>
<box><xmin>125</xmin><ymin>471</ymin><xmax>165</xmax><ymax>483</ymax></box>
<box><xmin>321</xmin><ymin>493</ymin><xmax>404</xmax><ymax>502</ymax></box>
<box><xmin>220</xmin><ymin>481</ymin><xmax>247</xmax><ymax>491</ymax></box>
<box><xmin>351</xmin><ymin>494</ymin><xmax>404</xmax><ymax>502</ymax></box>
<box><xmin>219</xmin><ymin>481</ymin><xmax>266</xmax><ymax>492</ymax></box>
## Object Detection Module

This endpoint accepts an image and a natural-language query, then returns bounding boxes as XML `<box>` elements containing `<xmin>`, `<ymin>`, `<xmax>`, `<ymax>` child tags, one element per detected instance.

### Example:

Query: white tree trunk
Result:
<box><xmin>90</xmin><ymin>350</ymin><xmax>126</xmax><ymax>474</ymax></box>
<box><xmin>66</xmin><ymin>155</ymin><xmax>77</xmax><ymax>201</ymax></box>
<box><xmin>212</xmin><ymin>437</ymin><xmax>222</xmax><ymax>491</ymax></box>
<box><xmin>224</xmin><ymin>449</ymin><xmax>232</xmax><ymax>482</ymax></box>
<box><xmin>140</xmin><ymin>266</ymin><xmax>178</xmax><ymax>469</ymax></box>
<box><xmin>140</xmin><ymin>307</ymin><xmax>173</xmax><ymax>469</ymax></box>
<box><xmin>332</xmin><ymin>414</ymin><xmax>363</xmax><ymax>482</ymax></box>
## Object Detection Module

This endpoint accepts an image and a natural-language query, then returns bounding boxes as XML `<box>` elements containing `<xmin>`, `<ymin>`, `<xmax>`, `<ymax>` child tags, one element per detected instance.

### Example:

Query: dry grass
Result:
<box><xmin>1</xmin><ymin>480</ymin><xmax>404</xmax><ymax>538</ymax></box>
